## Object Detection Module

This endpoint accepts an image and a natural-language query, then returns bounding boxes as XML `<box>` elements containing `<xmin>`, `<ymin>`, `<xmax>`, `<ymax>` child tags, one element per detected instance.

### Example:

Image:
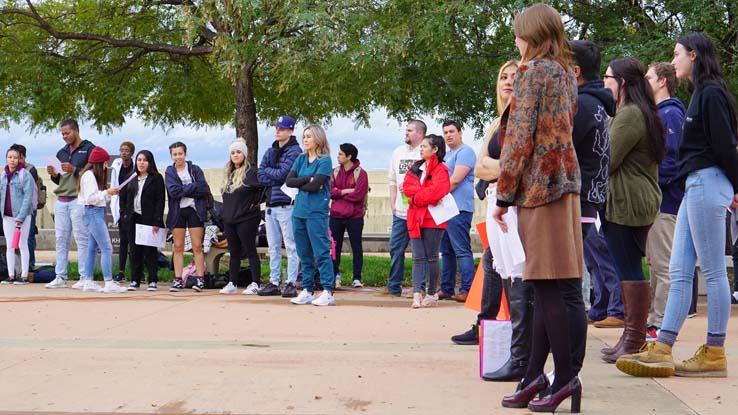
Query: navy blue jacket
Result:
<box><xmin>657</xmin><ymin>97</ymin><xmax>686</xmax><ymax>215</ymax></box>
<box><xmin>258</xmin><ymin>136</ymin><xmax>302</xmax><ymax>207</ymax></box>
<box><xmin>164</xmin><ymin>161</ymin><xmax>211</xmax><ymax>229</ymax></box>
<box><xmin>572</xmin><ymin>80</ymin><xmax>616</xmax><ymax>217</ymax></box>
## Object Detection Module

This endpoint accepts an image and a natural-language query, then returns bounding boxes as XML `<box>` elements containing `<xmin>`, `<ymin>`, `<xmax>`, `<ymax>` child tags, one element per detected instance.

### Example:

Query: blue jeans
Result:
<box><xmin>387</xmin><ymin>215</ymin><xmax>410</xmax><ymax>295</ymax></box>
<box><xmin>83</xmin><ymin>206</ymin><xmax>113</xmax><ymax>281</ymax></box>
<box><xmin>583</xmin><ymin>225</ymin><xmax>624</xmax><ymax>320</ymax></box>
<box><xmin>440</xmin><ymin>210</ymin><xmax>475</xmax><ymax>294</ymax></box>
<box><xmin>265</xmin><ymin>205</ymin><xmax>299</xmax><ymax>285</ymax></box>
<box><xmin>54</xmin><ymin>200</ymin><xmax>89</xmax><ymax>280</ymax></box>
<box><xmin>661</xmin><ymin>167</ymin><xmax>733</xmax><ymax>339</ymax></box>
<box><xmin>603</xmin><ymin>219</ymin><xmax>650</xmax><ymax>281</ymax></box>
<box><xmin>329</xmin><ymin>217</ymin><xmax>364</xmax><ymax>280</ymax></box>
<box><xmin>293</xmin><ymin>216</ymin><xmax>334</xmax><ymax>293</ymax></box>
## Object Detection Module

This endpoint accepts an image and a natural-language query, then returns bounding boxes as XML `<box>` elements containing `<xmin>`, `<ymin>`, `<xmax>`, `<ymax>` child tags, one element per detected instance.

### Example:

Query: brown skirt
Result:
<box><xmin>517</xmin><ymin>193</ymin><xmax>584</xmax><ymax>281</ymax></box>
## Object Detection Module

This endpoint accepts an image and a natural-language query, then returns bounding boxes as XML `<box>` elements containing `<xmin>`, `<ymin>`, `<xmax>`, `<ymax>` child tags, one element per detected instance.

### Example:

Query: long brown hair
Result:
<box><xmin>77</xmin><ymin>162</ymin><xmax>107</xmax><ymax>192</ymax></box>
<box><xmin>513</xmin><ymin>3</ymin><xmax>573</xmax><ymax>71</ymax></box>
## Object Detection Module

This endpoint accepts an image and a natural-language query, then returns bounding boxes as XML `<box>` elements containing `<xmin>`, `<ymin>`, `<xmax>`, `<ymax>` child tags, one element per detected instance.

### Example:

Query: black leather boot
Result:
<box><xmin>483</xmin><ymin>357</ymin><xmax>528</xmax><ymax>381</ymax></box>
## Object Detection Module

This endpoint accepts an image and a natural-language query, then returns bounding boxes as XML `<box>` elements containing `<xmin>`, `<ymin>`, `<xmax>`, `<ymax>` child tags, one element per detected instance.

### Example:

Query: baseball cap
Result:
<box><xmin>275</xmin><ymin>115</ymin><xmax>296</xmax><ymax>130</ymax></box>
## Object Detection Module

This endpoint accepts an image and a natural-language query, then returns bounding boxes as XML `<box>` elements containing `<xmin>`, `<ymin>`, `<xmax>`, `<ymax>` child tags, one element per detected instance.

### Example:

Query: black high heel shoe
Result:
<box><xmin>528</xmin><ymin>376</ymin><xmax>582</xmax><ymax>413</ymax></box>
<box><xmin>501</xmin><ymin>374</ymin><xmax>550</xmax><ymax>408</ymax></box>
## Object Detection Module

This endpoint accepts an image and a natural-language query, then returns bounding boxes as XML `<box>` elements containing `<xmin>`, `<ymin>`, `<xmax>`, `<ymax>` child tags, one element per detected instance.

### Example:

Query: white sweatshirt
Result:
<box><xmin>77</xmin><ymin>171</ymin><xmax>109</xmax><ymax>207</ymax></box>
<box><xmin>388</xmin><ymin>143</ymin><xmax>421</xmax><ymax>219</ymax></box>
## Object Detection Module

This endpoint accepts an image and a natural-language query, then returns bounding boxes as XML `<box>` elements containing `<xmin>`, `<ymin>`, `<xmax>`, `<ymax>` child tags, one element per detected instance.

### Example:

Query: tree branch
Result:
<box><xmin>0</xmin><ymin>1</ymin><xmax>213</xmax><ymax>56</ymax></box>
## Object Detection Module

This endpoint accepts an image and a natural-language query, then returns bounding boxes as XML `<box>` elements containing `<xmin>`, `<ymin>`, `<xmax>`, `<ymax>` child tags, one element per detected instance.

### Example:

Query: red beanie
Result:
<box><xmin>88</xmin><ymin>146</ymin><xmax>110</xmax><ymax>164</ymax></box>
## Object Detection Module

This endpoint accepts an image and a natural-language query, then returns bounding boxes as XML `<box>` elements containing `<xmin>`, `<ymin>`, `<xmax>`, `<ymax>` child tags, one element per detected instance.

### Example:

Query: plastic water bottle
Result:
<box><xmin>11</xmin><ymin>225</ymin><xmax>21</xmax><ymax>249</ymax></box>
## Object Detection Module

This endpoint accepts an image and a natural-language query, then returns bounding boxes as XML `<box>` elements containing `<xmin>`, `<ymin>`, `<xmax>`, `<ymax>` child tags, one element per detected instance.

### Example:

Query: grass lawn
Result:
<box><xmin>69</xmin><ymin>254</ymin><xmax>481</xmax><ymax>288</ymax></box>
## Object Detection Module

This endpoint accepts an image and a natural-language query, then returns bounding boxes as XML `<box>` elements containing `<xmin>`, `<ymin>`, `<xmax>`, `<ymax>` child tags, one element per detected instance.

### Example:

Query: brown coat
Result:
<box><xmin>496</xmin><ymin>59</ymin><xmax>581</xmax><ymax>208</ymax></box>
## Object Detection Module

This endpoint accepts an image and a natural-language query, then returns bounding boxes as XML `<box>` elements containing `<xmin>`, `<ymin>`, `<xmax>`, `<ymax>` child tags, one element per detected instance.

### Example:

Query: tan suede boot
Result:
<box><xmin>615</xmin><ymin>341</ymin><xmax>675</xmax><ymax>377</ymax></box>
<box><xmin>674</xmin><ymin>345</ymin><xmax>728</xmax><ymax>378</ymax></box>
<box><xmin>594</xmin><ymin>316</ymin><xmax>625</xmax><ymax>328</ymax></box>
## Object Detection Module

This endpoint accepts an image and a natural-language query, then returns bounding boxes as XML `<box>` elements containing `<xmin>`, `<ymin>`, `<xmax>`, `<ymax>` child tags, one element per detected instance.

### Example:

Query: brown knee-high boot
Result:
<box><xmin>600</xmin><ymin>282</ymin><xmax>628</xmax><ymax>355</ymax></box>
<box><xmin>602</xmin><ymin>280</ymin><xmax>650</xmax><ymax>364</ymax></box>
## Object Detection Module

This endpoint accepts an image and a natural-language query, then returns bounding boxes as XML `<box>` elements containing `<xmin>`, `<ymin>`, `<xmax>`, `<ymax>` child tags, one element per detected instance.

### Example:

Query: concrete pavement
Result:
<box><xmin>0</xmin><ymin>284</ymin><xmax>735</xmax><ymax>414</ymax></box>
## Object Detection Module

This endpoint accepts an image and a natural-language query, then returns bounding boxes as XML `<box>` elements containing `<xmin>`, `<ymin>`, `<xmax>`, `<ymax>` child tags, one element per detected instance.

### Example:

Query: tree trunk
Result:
<box><xmin>234</xmin><ymin>61</ymin><xmax>259</xmax><ymax>166</ymax></box>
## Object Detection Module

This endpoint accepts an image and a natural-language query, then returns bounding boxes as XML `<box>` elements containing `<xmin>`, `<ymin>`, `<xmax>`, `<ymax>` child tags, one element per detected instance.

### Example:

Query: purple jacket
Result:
<box><xmin>164</xmin><ymin>161</ymin><xmax>211</xmax><ymax>229</ymax></box>
<box><xmin>329</xmin><ymin>160</ymin><xmax>369</xmax><ymax>219</ymax></box>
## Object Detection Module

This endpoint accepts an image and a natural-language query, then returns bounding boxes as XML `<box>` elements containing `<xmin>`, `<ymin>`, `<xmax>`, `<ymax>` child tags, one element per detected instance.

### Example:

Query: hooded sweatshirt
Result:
<box><xmin>572</xmin><ymin>79</ymin><xmax>617</xmax><ymax>218</ymax></box>
<box><xmin>330</xmin><ymin>159</ymin><xmax>369</xmax><ymax>219</ymax></box>
<box><xmin>656</xmin><ymin>97</ymin><xmax>686</xmax><ymax>215</ymax></box>
<box><xmin>258</xmin><ymin>136</ymin><xmax>302</xmax><ymax>207</ymax></box>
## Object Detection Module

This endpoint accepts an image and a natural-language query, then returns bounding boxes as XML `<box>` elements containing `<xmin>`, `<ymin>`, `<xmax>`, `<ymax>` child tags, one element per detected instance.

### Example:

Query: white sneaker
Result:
<box><xmin>291</xmin><ymin>289</ymin><xmax>315</xmax><ymax>305</ymax></box>
<box><xmin>71</xmin><ymin>279</ymin><xmax>85</xmax><ymax>290</ymax></box>
<box><xmin>311</xmin><ymin>290</ymin><xmax>336</xmax><ymax>306</ymax></box>
<box><xmin>220</xmin><ymin>282</ymin><xmax>237</xmax><ymax>294</ymax></box>
<box><xmin>83</xmin><ymin>280</ymin><xmax>103</xmax><ymax>293</ymax></box>
<box><xmin>352</xmin><ymin>279</ymin><xmax>363</xmax><ymax>288</ymax></box>
<box><xmin>1</xmin><ymin>279</ymin><xmax>13</xmax><ymax>285</ymax></box>
<box><xmin>241</xmin><ymin>282</ymin><xmax>259</xmax><ymax>295</ymax></box>
<box><xmin>411</xmin><ymin>292</ymin><xmax>422</xmax><ymax>309</ymax></box>
<box><xmin>103</xmin><ymin>281</ymin><xmax>126</xmax><ymax>294</ymax></box>
<box><xmin>421</xmin><ymin>293</ymin><xmax>438</xmax><ymax>307</ymax></box>
<box><xmin>45</xmin><ymin>277</ymin><xmax>67</xmax><ymax>289</ymax></box>
<box><xmin>147</xmin><ymin>282</ymin><xmax>158</xmax><ymax>292</ymax></box>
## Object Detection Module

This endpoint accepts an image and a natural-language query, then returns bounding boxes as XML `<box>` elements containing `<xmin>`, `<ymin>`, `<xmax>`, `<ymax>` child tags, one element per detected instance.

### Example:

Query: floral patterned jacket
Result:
<box><xmin>496</xmin><ymin>59</ymin><xmax>581</xmax><ymax>208</ymax></box>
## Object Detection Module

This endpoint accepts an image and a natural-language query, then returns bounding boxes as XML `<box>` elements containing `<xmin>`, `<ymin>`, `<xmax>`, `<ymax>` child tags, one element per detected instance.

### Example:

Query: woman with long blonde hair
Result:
<box><xmin>285</xmin><ymin>125</ymin><xmax>336</xmax><ymax>306</ymax></box>
<box><xmin>219</xmin><ymin>138</ymin><xmax>264</xmax><ymax>295</ymax></box>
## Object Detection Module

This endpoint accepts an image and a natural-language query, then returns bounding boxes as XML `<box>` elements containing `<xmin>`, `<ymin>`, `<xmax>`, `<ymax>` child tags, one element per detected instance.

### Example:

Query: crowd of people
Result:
<box><xmin>1</xmin><ymin>2</ymin><xmax>737</xmax><ymax>412</ymax></box>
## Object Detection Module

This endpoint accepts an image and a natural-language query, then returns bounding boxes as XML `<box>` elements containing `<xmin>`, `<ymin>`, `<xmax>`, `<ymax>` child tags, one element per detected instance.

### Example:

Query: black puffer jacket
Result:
<box><xmin>221</xmin><ymin>166</ymin><xmax>264</xmax><ymax>225</ymax></box>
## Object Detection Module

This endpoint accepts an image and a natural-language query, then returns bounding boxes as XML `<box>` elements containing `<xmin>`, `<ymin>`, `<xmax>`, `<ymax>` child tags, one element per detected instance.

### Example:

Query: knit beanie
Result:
<box><xmin>229</xmin><ymin>138</ymin><xmax>248</xmax><ymax>158</ymax></box>
<box><xmin>88</xmin><ymin>146</ymin><xmax>110</xmax><ymax>164</ymax></box>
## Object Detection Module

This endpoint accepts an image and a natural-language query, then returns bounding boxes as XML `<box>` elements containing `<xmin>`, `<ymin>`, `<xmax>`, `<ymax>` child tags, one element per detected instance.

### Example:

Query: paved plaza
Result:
<box><xmin>0</xmin><ymin>283</ymin><xmax>735</xmax><ymax>415</ymax></box>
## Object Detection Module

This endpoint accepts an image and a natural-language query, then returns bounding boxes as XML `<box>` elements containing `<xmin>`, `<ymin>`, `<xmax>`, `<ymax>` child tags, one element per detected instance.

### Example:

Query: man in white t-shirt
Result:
<box><xmin>376</xmin><ymin>120</ymin><xmax>425</xmax><ymax>297</ymax></box>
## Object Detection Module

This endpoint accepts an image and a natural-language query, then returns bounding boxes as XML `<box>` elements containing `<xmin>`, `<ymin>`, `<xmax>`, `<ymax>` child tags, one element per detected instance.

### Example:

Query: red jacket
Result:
<box><xmin>330</xmin><ymin>160</ymin><xmax>369</xmax><ymax>218</ymax></box>
<box><xmin>402</xmin><ymin>155</ymin><xmax>450</xmax><ymax>238</ymax></box>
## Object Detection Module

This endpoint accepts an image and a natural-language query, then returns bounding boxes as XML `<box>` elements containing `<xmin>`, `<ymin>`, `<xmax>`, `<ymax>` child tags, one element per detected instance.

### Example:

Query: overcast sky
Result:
<box><xmin>6</xmin><ymin>108</ymin><xmax>485</xmax><ymax>171</ymax></box>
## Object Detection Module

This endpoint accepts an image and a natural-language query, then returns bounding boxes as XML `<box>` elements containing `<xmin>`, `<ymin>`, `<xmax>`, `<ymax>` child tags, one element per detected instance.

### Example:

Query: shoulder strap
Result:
<box><xmin>332</xmin><ymin>166</ymin><xmax>340</xmax><ymax>180</ymax></box>
<box><xmin>353</xmin><ymin>166</ymin><xmax>361</xmax><ymax>182</ymax></box>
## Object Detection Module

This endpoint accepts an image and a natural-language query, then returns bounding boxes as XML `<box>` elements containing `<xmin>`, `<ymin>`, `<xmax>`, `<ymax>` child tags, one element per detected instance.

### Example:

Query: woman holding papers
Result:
<box><xmin>285</xmin><ymin>125</ymin><xmax>335</xmax><ymax>306</ymax></box>
<box><xmin>0</xmin><ymin>147</ymin><xmax>34</xmax><ymax>285</ymax></box>
<box><xmin>402</xmin><ymin>134</ymin><xmax>450</xmax><ymax>309</ymax></box>
<box><xmin>218</xmin><ymin>138</ymin><xmax>264</xmax><ymax>295</ymax></box>
<box><xmin>597</xmin><ymin>57</ymin><xmax>664</xmax><ymax>364</ymax></box>
<box><xmin>123</xmin><ymin>150</ymin><xmax>165</xmax><ymax>292</ymax></box>
<box><xmin>76</xmin><ymin>147</ymin><xmax>127</xmax><ymax>294</ymax></box>
<box><xmin>165</xmin><ymin>142</ymin><xmax>211</xmax><ymax>293</ymax></box>
<box><xmin>617</xmin><ymin>33</ymin><xmax>738</xmax><ymax>379</ymax></box>
<box><xmin>492</xmin><ymin>4</ymin><xmax>584</xmax><ymax>413</ymax></box>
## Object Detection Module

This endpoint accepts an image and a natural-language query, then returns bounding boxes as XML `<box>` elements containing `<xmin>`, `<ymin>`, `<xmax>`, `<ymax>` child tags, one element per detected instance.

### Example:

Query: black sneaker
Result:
<box><xmin>192</xmin><ymin>277</ymin><xmax>204</xmax><ymax>292</ymax></box>
<box><xmin>451</xmin><ymin>324</ymin><xmax>479</xmax><ymax>345</ymax></box>
<box><xmin>170</xmin><ymin>278</ymin><xmax>184</xmax><ymax>292</ymax></box>
<box><xmin>257</xmin><ymin>282</ymin><xmax>281</xmax><ymax>296</ymax></box>
<box><xmin>114</xmin><ymin>271</ymin><xmax>125</xmax><ymax>282</ymax></box>
<box><xmin>281</xmin><ymin>282</ymin><xmax>297</xmax><ymax>298</ymax></box>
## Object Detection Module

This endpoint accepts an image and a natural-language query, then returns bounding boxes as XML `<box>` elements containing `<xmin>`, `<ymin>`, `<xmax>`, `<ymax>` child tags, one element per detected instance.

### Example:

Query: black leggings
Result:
<box><xmin>523</xmin><ymin>279</ymin><xmax>586</xmax><ymax>393</ymax></box>
<box><xmin>224</xmin><ymin>216</ymin><xmax>261</xmax><ymax>286</ymax></box>
<box><xmin>119</xmin><ymin>225</ymin><xmax>130</xmax><ymax>272</ymax></box>
<box><xmin>129</xmin><ymin>215</ymin><xmax>159</xmax><ymax>284</ymax></box>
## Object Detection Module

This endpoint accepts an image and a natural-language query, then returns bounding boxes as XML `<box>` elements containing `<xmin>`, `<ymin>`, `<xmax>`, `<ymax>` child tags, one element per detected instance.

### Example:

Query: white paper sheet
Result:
<box><xmin>43</xmin><ymin>156</ymin><xmax>66</xmax><ymax>176</ymax></box>
<box><xmin>428</xmin><ymin>194</ymin><xmax>459</xmax><ymax>224</ymax></box>
<box><xmin>135</xmin><ymin>224</ymin><xmax>167</xmax><ymax>248</ymax></box>
<box><xmin>479</xmin><ymin>319</ymin><xmax>512</xmax><ymax>377</ymax></box>
<box><xmin>114</xmin><ymin>173</ymin><xmax>137</xmax><ymax>190</ymax></box>
<box><xmin>731</xmin><ymin>208</ymin><xmax>738</xmax><ymax>245</ymax></box>
<box><xmin>485</xmin><ymin>188</ymin><xmax>525</xmax><ymax>279</ymax></box>
<box><xmin>280</xmin><ymin>183</ymin><xmax>299</xmax><ymax>200</ymax></box>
